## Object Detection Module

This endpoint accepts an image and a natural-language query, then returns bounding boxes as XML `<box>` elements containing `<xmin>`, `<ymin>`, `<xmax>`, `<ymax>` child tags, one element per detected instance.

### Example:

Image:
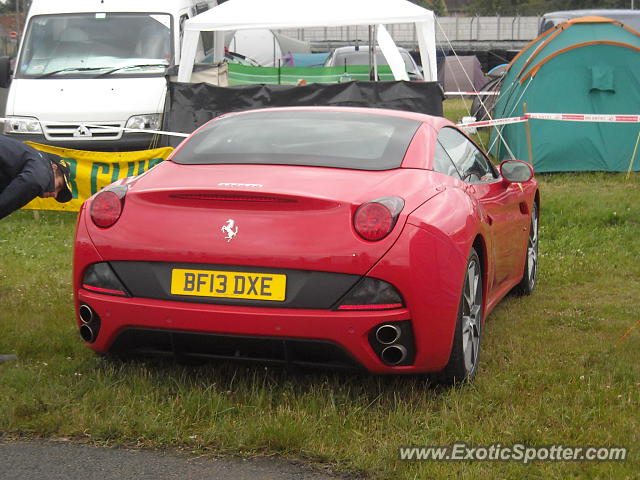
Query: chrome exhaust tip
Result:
<box><xmin>375</xmin><ymin>324</ymin><xmax>401</xmax><ymax>345</ymax></box>
<box><xmin>381</xmin><ymin>344</ymin><xmax>407</xmax><ymax>365</ymax></box>
<box><xmin>79</xmin><ymin>324</ymin><xmax>94</xmax><ymax>343</ymax></box>
<box><xmin>79</xmin><ymin>304</ymin><xmax>93</xmax><ymax>324</ymax></box>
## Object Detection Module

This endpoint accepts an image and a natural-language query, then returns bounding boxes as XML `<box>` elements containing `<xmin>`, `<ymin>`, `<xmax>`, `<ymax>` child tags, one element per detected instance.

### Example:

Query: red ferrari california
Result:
<box><xmin>74</xmin><ymin>106</ymin><xmax>539</xmax><ymax>384</ymax></box>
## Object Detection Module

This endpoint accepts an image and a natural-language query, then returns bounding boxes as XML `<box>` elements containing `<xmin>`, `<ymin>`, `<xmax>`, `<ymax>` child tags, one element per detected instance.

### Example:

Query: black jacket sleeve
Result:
<box><xmin>0</xmin><ymin>156</ymin><xmax>51</xmax><ymax>219</ymax></box>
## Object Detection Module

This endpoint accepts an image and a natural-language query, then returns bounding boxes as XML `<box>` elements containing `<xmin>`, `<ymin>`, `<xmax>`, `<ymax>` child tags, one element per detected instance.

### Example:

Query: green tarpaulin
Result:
<box><xmin>491</xmin><ymin>17</ymin><xmax>640</xmax><ymax>172</ymax></box>
<box><xmin>228</xmin><ymin>63</ymin><xmax>396</xmax><ymax>85</ymax></box>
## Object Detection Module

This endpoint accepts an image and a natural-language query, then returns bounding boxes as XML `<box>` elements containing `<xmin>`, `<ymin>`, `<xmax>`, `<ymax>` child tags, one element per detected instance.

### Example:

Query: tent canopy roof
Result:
<box><xmin>184</xmin><ymin>0</ymin><xmax>433</xmax><ymax>31</ymax></box>
<box><xmin>178</xmin><ymin>0</ymin><xmax>437</xmax><ymax>82</ymax></box>
<box><xmin>508</xmin><ymin>17</ymin><xmax>640</xmax><ymax>83</ymax></box>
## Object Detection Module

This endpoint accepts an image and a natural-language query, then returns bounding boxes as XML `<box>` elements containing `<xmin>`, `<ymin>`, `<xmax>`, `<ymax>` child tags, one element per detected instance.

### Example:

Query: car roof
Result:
<box><xmin>540</xmin><ymin>9</ymin><xmax>640</xmax><ymax>29</ymax></box>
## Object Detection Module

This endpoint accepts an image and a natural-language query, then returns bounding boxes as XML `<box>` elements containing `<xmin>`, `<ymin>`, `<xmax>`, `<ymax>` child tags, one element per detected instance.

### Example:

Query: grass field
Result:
<box><xmin>1</xmin><ymin>107</ymin><xmax>639</xmax><ymax>478</ymax></box>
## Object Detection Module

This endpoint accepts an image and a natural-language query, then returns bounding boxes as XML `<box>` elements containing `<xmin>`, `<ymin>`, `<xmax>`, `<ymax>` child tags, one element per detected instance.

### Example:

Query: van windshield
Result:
<box><xmin>16</xmin><ymin>13</ymin><xmax>172</xmax><ymax>79</ymax></box>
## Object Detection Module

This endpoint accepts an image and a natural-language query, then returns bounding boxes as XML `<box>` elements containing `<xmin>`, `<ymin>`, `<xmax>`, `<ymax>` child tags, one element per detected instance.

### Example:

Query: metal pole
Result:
<box><xmin>373</xmin><ymin>25</ymin><xmax>378</xmax><ymax>81</ymax></box>
<box><xmin>273</xmin><ymin>34</ymin><xmax>277</xmax><ymax>68</ymax></box>
<box><xmin>368</xmin><ymin>25</ymin><xmax>374</xmax><ymax>81</ymax></box>
<box><xmin>524</xmin><ymin>103</ymin><xmax>533</xmax><ymax>165</ymax></box>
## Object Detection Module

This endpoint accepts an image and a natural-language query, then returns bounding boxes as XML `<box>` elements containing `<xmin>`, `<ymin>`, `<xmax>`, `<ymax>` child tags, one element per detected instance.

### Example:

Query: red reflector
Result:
<box><xmin>354</xmin><ymin>202</ymin><xmax>393</xmax><ymax>241</ymax></box>
<box><xmin>90</xmin><ymin>191</ymin><xmax>122</xmax><ymax>228</ymax></box>
<box><xmin>337</xmin><ymin>303</ymin><xmax>403</xmax><ymax>311</ymax></box>
<box><xmin>82</xmin><ymin>284</ymin><xmax>126</xmax><ymax>296</ymax></box>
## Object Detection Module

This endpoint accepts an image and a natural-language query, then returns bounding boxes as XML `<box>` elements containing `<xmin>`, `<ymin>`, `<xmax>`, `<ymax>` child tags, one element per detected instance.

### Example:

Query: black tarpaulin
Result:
<box><xmin>162</xmin><ymin>81</ymin><xmax>444</xmax><ymax>147</ymax></box>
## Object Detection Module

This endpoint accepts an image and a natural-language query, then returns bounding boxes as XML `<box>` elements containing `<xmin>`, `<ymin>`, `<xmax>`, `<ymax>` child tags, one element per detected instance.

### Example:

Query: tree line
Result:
<box><xmin>411</xmin><ymin>0</ymin><xmax>633</xmax><ymax>16</ymax></box>
<box><xmin>0</xmin><ymin>0</ymin><xmax>634</xmax><ymax>18</ymax></box>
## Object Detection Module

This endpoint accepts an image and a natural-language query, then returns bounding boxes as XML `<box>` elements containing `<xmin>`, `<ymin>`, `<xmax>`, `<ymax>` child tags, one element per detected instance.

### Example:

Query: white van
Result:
<box><xmin>0</xmin><ymin>0</ymin><xmax>217</xmax><ymax>150</ymax></box>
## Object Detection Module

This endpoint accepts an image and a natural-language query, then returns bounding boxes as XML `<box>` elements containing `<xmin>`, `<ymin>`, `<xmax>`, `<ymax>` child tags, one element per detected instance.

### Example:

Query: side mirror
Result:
<box><xmin>0</xmin><ymin>56</ymin><xmax>13</xmax><ymax>88</ymax></box>
<box><xmin>500</xmin><ymin>159</ymin><xmax>533</xmax><ymax>184</ymax></box>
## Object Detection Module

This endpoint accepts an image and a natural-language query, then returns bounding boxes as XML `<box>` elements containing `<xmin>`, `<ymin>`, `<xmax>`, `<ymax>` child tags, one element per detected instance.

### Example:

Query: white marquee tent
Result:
<box><xmin>177</xmin><ymin>0</ymin><xmax>437</xmax><ymax>82</ymax></box>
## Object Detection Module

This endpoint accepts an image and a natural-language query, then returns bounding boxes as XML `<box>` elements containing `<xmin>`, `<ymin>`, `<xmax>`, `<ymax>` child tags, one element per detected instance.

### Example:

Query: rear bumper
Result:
<box><xmin>74</xmin><ymin>211</ymin><xmax>468</xmax><ymax>374</ymax></box>
<box><xmin>77</xmin><ymin>290</ymin><xmax>413</xmax><ymax>373</ymax></box>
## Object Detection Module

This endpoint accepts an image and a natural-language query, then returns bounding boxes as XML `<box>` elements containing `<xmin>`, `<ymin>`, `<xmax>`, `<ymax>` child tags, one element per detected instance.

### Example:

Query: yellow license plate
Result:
<box><xmin>170</xmin><ymin>269</ymin><xmax>286</xmax><ymax>301</ymax></box>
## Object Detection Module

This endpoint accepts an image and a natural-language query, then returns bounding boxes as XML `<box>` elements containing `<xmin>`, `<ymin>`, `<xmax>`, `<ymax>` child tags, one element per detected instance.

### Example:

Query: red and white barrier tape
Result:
<box><xmin>458</xmin><ymin>113</ymin><xmax>640</xmax><ymax>128</ymax></box>
<box><xmin>444</xmin><ymin>91</ymin><xmax>500</xmax><ymax>96</ymax></box>
<box><xmin>526</xmin><ymin>113</ymin><xmax>640</xmax><ymax>123</ymax></box>
<box><xmin>458</xmin><ymin>116</ymin><xmax>527</xmax><ymax>128</ymax></box>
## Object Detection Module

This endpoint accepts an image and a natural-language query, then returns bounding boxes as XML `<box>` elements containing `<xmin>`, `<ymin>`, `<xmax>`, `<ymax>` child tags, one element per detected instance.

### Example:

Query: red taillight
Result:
<box><xmin>90</xmin><ymin>187</ymin><xmax>126</xmax><ymax>228</ymax></box>
<box><xmin>354</xmin><ymin>203</ymin><xmax>393</xmax><ymax>241</ymax></box>
<box><xmin>354</xmin><ymin>197</ymin><xmax>404</xmax><ymax>241</ymax></box>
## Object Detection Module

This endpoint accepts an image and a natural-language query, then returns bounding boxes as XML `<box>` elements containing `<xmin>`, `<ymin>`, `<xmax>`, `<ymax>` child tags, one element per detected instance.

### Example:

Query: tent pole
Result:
<box><xmin>373</xmin><ymin>25</ymin><xmax>378</xmax><ymax>81</ymax></box>
<box><xmin>524</xmin><ymin>103</ymin><xmax>533</xmax><ymax>164</ymax></box>
<box><xmin>273</xmin><ymin>33</ymin><xmax>277</xmax><ymax>68</ymax></box>
<box><xmin>625</xmin><ymin>128</ymin><xmax>640</xmax><ymax>180</ymax></box>
<box><xmin>368</xmin><ymin>26</ymin><xmax>374</xmax><ymax>81</ymax></box>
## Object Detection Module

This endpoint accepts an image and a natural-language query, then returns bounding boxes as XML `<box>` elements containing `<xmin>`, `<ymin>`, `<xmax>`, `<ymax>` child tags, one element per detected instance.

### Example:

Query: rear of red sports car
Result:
<box><xmin>73</xmin><ymin>107</ymin><xmax>529</xmax><ymax>379</ymax></box>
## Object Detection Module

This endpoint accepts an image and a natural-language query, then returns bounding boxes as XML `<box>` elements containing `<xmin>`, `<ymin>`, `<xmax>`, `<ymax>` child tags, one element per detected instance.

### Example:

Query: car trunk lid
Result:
<box><xmin>86</xmin><ymin>162</ymin><xmax>441</xmax><ymax>275</ymax></box>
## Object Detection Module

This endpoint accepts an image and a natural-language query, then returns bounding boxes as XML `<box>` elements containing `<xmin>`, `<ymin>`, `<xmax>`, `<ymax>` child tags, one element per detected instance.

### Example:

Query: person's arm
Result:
<box><xmin>0</xmin><ymin>158</ymin><xmax>49</xmax><ymax>219</ymax></box>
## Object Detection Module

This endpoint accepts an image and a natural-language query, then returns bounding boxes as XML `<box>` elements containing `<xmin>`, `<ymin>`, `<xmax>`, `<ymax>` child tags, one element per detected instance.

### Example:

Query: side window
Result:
<box><xmin>433</xmin><ymin>141</ymin><xmax>462</xmax><ymax>180</ymax></box>
<box><xmin>438</xmin><ymin>127</ymin><xmax>497</xmax><ymax>184</ymax></box>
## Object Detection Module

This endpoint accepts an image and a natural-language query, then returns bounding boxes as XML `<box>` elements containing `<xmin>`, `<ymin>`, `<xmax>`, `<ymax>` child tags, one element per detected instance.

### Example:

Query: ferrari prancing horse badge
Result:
<box><xmin>221</xmin><ymin>219</ymin><xmax>238</xmax><ymax>242</ymax></box>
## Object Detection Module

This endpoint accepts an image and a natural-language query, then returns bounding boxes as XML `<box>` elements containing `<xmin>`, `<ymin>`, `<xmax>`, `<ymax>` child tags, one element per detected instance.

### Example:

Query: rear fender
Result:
<box><xmin>366</xmin><ymin>222</ymin><xmax>466</xmax><ymax>371</ymax></box>
<box><xmin>407</xmin><ymin>185</ymin><xmax>490</xmax><ymax>262</ymax></box>
<box><xmin>408</xmin><ymin>185</ymin><xmax>494</xmax><ymax>297</ymax></box>
<box><xmin>73</xmin><ymin>204</ymin><xmax>105</xmax><ymax>315</ymax></box>
<box><xmin>392</xmin><ymin>187</ymin><xmax>492</xmax><ymax>371</ymax></box>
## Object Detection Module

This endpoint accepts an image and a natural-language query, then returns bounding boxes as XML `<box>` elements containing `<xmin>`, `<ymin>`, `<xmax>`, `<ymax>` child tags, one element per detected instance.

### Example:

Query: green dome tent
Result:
<box><xmin>491</xmin><ymin>17</ymin><xmax>640</xmax><ymax>172</ymax></box>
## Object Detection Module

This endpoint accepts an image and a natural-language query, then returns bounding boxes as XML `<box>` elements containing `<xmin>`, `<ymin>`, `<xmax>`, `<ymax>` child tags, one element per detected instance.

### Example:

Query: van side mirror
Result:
<box><xmin>500</xmin><ymin>159</ymin><xmax>533</xmax><ymax>183</ymax></box>
<box><xmin>0</xmin><ymin>56</ymin><xmax>12</xmax><ymax>88</ymax></box>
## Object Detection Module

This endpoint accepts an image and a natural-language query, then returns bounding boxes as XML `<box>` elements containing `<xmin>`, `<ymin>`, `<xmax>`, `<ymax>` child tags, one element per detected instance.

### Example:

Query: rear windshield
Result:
<box><xmin>171</xmin><ymin>111</ymin><xmax>421</xmax><ymax>170</ymax></box>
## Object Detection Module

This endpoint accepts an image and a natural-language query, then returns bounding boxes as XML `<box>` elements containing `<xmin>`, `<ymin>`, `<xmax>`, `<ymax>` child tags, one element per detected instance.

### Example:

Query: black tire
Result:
<box><xmin>435</xmin><ymin>248</ymin><xmax>483</xmax><ymax>385</ymax></box>
<box><xmin>513</xmin><ymin>201</ymin><xmax>539</xmax><ymax>296</ymax></box>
